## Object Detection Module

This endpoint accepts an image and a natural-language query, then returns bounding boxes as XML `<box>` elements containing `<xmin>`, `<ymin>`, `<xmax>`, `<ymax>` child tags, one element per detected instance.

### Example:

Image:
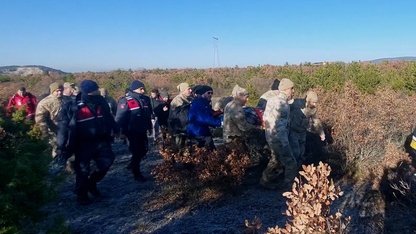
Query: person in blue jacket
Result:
<box><xmin>187</xmin><ymin>85</ymin><xmax>222</xmax><ymax>150</ymax></box>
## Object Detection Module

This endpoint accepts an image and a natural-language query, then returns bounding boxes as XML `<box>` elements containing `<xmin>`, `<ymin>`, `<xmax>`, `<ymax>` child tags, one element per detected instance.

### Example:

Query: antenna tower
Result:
<box><xmin>212</xmin><ymin>37</ymin><xmax>220</xmax><ymax>68</ymax></box>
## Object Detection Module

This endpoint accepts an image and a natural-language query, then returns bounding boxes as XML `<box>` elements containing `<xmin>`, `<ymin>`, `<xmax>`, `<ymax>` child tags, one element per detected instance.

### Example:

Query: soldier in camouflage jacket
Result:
<box><xmin>223</xmin><ymin>85</ymin><xmax>257</xmax><ymax>151</ymax></box>
<box><xmin>260</xmin><ymin>78</ymin><xmax>297</xmax><ymax>190</ymax></box>
<box><xmin>35</xmin><ymin>82</ymin><xmax>63</xmax><ymax>158</ymax></box>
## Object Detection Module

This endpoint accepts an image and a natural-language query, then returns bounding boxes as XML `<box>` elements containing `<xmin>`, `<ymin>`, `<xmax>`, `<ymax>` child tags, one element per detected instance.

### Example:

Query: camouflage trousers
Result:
<box><xmin>261</xmin><ymin>140</ymin><xmax>297</xmax><ymax>186</ymax></box>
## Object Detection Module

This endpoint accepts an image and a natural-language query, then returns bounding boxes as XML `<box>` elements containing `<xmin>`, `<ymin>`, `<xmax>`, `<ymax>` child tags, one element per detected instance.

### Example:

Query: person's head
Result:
<box><xmin>63</xmin><ymin>82</ymin><xmax>78</xmax><ymax>96</ymax></box>
<box><xmin>124</xmin><ymin>88</ymin><xmax>130</xmax><ymax>96</ymax></box>
<box><xmin>195</xmin><ymin>85</ymin><xmax>213</xmax><ymax>100</ymax></box>
<box><xmin>305</xmin><ymin>90</ymin><xmax>318</xmax><ymax>109</ymax></box>
<box><xmin>278</xmin><ymin>78</ymin><xmax>295</xmax><ymax>100</ymax></box>
<box><xmin>271</xmin><ymin>79</ymin><xmax>280</xmax><ymax>91</ymax></box>
<box><xmin>129</xmin><ymin>80</ymin><xmax>146</xmax><ymax>94</ymax></box>
<box><xmin>17</xmin><ymin>87</ymin><xmax>27</xmax><ymax>96</ymax></box>
<box><xmin>160</xmin><ymin>90</ymin><xmax>169</xmax><ymax>102</ymax></box>
<box><xmin>49</xmin><ymin>82</ymin><xmax>63</xmax><ymax>98</ymax></box>
<box><xmin>150</xmin><ymin>88</ymin><xmax>160</xmax><ymax>99</ymax></box>
<box><xmin>177</xmin><ymin>82</ymin><xmax>192</xmax><ymax>97</ymax></box>
<box><xmin>80</xmin><ymin>80</ymin><xmax>100</xmax><ymax>96</ymax></box>
<box><xmin>192</xmin><ymin>85</ymin><xmax>202</xmax><ymax>98</ymax></box>
<box><xmin>231</xmin><ymin>84</ymin><xmax>249</xmax><ymax>105</ymax></box>
<box><xmin>99</xmin><ymin>88</ymin><xmax>108</xmax><ymax>97</ymax></box>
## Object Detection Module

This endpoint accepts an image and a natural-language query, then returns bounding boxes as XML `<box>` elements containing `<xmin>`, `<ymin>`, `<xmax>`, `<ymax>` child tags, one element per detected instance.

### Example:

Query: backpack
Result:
<box><xmin>242</xmin><ymin>106</ymin><xmax>264</xmax><ymax>126</ymax></box>
<box><xmin>168</xmin><ymin>103</ymin><xmax>191</xmax><ymax>135</ymax></box>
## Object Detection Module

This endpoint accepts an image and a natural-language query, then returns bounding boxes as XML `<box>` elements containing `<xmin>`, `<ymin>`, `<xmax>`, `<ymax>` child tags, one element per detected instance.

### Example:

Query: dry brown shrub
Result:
<box><xmin>152</xmin><ymin>136</ymin><xmax>251</xmax><ymax>190</ymax></box>
<box><xmin>266</xmin><ymin>162</ymin><xmax>350</xmax><ymax>234</ymax></box>
<box><xmin>317</xmin><ymin>81</ymin><xmax>416</xmax><ymax>183</ymax></box>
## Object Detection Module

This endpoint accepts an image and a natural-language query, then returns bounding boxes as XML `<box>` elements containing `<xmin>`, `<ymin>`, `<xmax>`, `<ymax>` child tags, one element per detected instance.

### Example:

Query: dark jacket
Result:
<box><xmin>187</xmin><ymin>97</ymin><xmax>222</xmax><ymax>137</ymax></box>
<box><xmin>153</xmin><ymin>99</ymin><xmax>170</xmax><ymax>127</ymax></box>
<box><xmin>115</xmin><ymin>91</ymin><xmax>152</xmax><ymax>135</ymax></box>
<box><xmin>150</xmin><ymin>97</ymin><xmax>166</xmax><ymax>119</ymax></box>
<box><xmin>289</xmin><ymin>98</ymin><xmax>309</xmax><ymax>133</ymax></box>
<box><xmin>57</xmin><ymin>94</ymin><xmax>118</xmax><ymax>152</ymax></box>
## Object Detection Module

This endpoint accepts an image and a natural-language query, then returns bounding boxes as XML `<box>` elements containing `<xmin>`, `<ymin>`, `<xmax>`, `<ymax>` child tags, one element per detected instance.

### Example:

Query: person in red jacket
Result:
<box><xmin>6</xmin><ymin>87</ymin><xmax>37</xmax><ymax>120</ymax></box>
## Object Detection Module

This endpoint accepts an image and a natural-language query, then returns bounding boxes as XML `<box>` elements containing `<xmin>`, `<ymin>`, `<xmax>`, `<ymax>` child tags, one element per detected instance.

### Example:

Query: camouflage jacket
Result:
<box><xmin>35</xmin><ymin>94</ymin><xmax>62</xmax><ymax>135</ymax></box>
<box><xmin>263</xmin><ymin>92</ymin><xmax>291</xmax><ymax>146</ymax></box>
<box><xmin>223</xmin><ymin>99</ymin><xmax>256</xmax><ymax>143</ymax></box>
<box><xmin>170</xmin><ymin>93</ymin><xmax>193</xmax><ymax>110</ymax></box>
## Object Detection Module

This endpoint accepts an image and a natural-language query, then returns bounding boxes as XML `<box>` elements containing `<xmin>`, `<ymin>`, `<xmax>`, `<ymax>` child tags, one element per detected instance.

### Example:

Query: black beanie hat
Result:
<box><xmin>80</xmin><ymin>80</ymin><xmax>99</xmax><ymax>94</ymax></box>
<box><xmin>192</xmin><ymin>85</ymin><xmax>202</xmax><ymax>94</ymax></box>
<box><xmin>130</xmin><ymin>80</ymin><xmax>145</xmax><ymax>90</ymax></box>
<box><xmin>195</xmin><ymin>85</ymin><xmax>213</xmax><ymax>95</ymax></box>
<box><xmin>271</xmin><ymin>79</ymin><xmax>280</xmax><ymax>90</ymax></box>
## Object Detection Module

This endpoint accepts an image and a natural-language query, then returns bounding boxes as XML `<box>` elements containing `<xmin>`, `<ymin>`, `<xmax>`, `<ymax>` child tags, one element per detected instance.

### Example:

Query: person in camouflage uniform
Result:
<box><xmin>289</xmin><ymin>91</ymin><xmax>326</xmax><ymax>167</ymax></box>
<box><xmin>169</xmin><ymin>82</ymin><xmax>193</xmax><ymax>148</ymax></box>
<box><xmin>260</xmin><ymin>78</ymin><xmax>296</xmax><ymax>190</ymax></box>
<box><xmin>35</xmin><ymin>82</ymin><xmax>63</xmax><ymax>158</ymax></box>
<box><xmin>256</xmin><ymin>79</ymin><xmax>280</xmax><ymax>112</ymax></box>
<box><xmin>223</xmin><ymin>84</ymin><xmax>257</xmax><ymax>151</ymax></box>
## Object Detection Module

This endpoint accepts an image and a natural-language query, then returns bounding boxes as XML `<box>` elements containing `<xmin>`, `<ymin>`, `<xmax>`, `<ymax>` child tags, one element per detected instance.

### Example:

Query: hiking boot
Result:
<box><xmin>88</xmin><ymin>182</ymin><xmax>101</xmax><ymax>198</ymax></box>
<box><xmin>77</xmin><ymin>194</ymin><xmax>91</xmax><ymax>206</ymax></box>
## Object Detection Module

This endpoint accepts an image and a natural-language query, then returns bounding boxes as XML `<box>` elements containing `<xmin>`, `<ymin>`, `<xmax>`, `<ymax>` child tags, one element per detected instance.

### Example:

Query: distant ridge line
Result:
<box><xmin>368</xmin><ymin>56</ymin><xmax>416</xmax><ymax>64</ymax></box>
<box><xmin>0</xmin><ymin>65</ymin><xmax>67</xmax><ymax>76</ymax></box>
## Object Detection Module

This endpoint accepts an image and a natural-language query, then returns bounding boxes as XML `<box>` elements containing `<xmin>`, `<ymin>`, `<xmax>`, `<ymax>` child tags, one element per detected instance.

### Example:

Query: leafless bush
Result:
<box><xmin>266</xmin><ymin>162</ymin><xmax>350</xmax><ymax>234</ymax></box>
<box><xmin>152</xmin><ymin>136</ymin><xmax>251</xmax><ymax>190</ymax></box>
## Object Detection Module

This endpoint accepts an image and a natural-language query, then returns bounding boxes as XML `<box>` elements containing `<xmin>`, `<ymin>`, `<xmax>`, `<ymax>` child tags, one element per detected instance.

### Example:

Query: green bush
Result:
<box><xmin>0</xmin><ymin>108</ymin><xmax>54</xmax><ymax>233</ymax></box>
<box><xmin>0</xmin><ymin>75</ymin><xmax>11</xmax><ymax>83</ymax></box>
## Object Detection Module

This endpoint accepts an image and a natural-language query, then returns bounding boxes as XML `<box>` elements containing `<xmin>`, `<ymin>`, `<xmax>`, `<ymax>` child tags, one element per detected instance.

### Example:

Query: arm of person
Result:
<box><xmin>35</xmin><ymin>102</ymin><xmax>50</xmax><ymax>137</ymax></box>
<box><xmin>114</xmin><ymin>98</ymin><xmax>129</xmax><ymax>134</ymax></box>
<box><xmin>193</xmin><ymin>102</ymin><xmax>222</xmax><ymax>127</ymax></box>
<box><xmin>310</xmin><ymin>114</ymin><xmax>325</xmax><ymax>141</ymax></box>
<box><xmin>57</xmin><ymin>101</ymin><xmax>71</xmax><ymax>151</ymax></box>
<box><xmin>233</xmin><ymin>108</ymin><xmax>256</xmax><ymax>132</ymax></box>
<box><xmin>6</xmin><ymin>96</ymin><xmax>16</xmax><ymax>115</ymax></box>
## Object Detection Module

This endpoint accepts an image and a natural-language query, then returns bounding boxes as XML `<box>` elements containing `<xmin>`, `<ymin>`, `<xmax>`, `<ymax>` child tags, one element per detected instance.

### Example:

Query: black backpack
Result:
<box><xmin>168</xmin><ymin>103</ymin><xmax>191</xmax><ymax>135</ymax></box>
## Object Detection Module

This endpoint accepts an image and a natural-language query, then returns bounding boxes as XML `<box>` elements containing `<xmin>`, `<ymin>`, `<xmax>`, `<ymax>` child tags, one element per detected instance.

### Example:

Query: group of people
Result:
<box><xmin>257</xmin><ymin>79</ymin><xmax>326</xmax><ymax>190</ymax></box>
<box><xmin>5</xmin><ymin>77</ymin><xmax>326</xmax><ymax>204</ymax></box>
<box><xmin>161</xmin><ymin>79</ymin><xmax>326</xmax><ymax>192</ymax></box>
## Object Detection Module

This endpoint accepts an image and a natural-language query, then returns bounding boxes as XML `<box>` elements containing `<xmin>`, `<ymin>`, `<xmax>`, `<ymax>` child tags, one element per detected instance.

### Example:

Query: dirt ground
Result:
<box><xmin>43</xmin><ymin>137</ymin><xmax>409</xmax><ymax>234</ymax></box>
<box><xmin>43</xmin><ymin>139</ymin><xmax>295</xmax><ymax>234</ymax></box>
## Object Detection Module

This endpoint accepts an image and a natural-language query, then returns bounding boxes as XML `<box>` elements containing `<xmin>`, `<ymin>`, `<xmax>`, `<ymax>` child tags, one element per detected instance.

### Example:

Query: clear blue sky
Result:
<box><xmin>1</xmin><ymin>0</ymin><xmax>415</xmax><ymax>73</ymax></box>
